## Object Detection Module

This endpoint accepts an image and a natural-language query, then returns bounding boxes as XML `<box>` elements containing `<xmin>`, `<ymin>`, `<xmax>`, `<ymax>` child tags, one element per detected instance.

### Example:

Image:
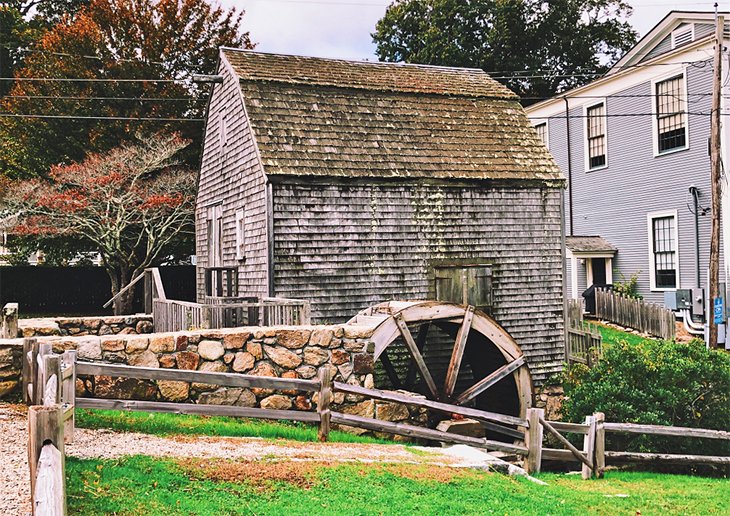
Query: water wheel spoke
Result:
<box><xmin>394</xmin><ymin>313</ymin><xmax>440</xmax><ymax>400</ymax></box>
<box><xmin>404</xmin><ymin>322</ymin><xmax>429</xmax><ymax>388</ymax></box>
<box><xmin>455</xmin><ymin>356</ymin><xmax>526</xmax><ymax>405</ymax></box>
<box><xmin>443</xmin><ymin>305</ymin><xmax>475</xmax><ymax>399</ymax></box>
<box><xmin>379</xmin><ymin>349</ymin><xmax>402</xmax><ymax>389</ymax></box>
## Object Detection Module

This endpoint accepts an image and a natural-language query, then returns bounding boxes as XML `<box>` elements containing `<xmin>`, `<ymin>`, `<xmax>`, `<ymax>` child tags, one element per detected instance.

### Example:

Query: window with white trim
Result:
<box><xmin>586</xmin><ymin>103</ymin><xmax>606</xmax><ymax>169</ymax></box>
<box><xmin>235</xmin><ymin>209</ymin><xmax>245</xmax><ymax>261</ymax></box>
<box><xmin>655</xmin><ymin>75</ymin><xmax>687</xmax><ymax>153</ymax></box>
<box><xmin>650</xmin><ymin>214</ymin><xmax>678</xmax><ymax>289</ymax></box>
<box><xmin>535</xmin><ymin>122</ymin><xmax>548</xmax><ymax>147</ymax></box>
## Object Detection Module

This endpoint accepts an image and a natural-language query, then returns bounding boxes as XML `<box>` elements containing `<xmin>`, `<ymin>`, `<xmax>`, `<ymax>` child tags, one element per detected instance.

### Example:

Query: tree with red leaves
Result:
<box><xmin>0</xmin><ymin>0</ymin><xmax>253</xmax><ymax>178</ymax></box>
<box><xmin>2</xmin><ymin>133</ymin><xmax>195</xmax><ymax>314</ymax></box>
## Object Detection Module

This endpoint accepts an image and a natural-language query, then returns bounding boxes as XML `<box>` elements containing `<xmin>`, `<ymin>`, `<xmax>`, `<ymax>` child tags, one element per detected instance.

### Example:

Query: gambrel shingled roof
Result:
<box><xmin>221</xmin><ymin>49</ymin><xmax>563</xmax><ymax>183</ymax></box>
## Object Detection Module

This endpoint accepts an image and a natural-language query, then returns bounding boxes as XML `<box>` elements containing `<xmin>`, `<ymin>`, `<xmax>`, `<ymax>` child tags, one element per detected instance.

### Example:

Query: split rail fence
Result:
<box><xmin>22</xmin><ymin>338</ymin><xmax>730</xmax><ymax>512</ymax></box>
<box><xmin>595</xmin><ymin>288</ymin><xmax>676</xmax><ymax>340</ymax></box>
<box><xmin>1</xmin><ymin>302</ymin><xmax>18</xmax><ymax>338</ymax></box>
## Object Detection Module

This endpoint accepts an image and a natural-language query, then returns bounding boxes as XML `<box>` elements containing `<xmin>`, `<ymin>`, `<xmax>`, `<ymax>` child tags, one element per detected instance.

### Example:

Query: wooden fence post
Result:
<box><xmin>42</xmin><ymin>354</ymin><xmax>61</xmax><ymax>406</ymax></box>
<box><xmin>28</xmin><ymin>405</ymin><xmax>65</xmax><ymax>515</ymax></box>
<box><xmin>581</xmin><ymin>414</ymin><xmax>597</xmax><ymax>479</ymax></box>
<box><xmin>61</xmin><ymin>350</ymin><xmax>76</xmax><ymax>443</ymax></box>
<box><xmin>593</xmin><ymin>412</ymin><xmax>605</xmax><ymax>478</ymax></box>
<box><xmin>23</xmin><ymin>338</ymin><xmax>39</xmax><ymax>405</ymax></box>
<box><xmin>524</xmin><ymin>407</ymin><xmax>544</xmax><ymax>474</ymax></box>
<box><xmin>34</xmin><ymin>343</ymin><xmax>53</xmax><ymax>406</ymax></box>
<box><xmin>2</xmin><ymin>302</ymin><xmax>19</xmax><ymax>338</ymax></box>
<box><xmin>317</xmin><ymin>367</ymin><xmax>334</xmax><ymax>442</ymax></box>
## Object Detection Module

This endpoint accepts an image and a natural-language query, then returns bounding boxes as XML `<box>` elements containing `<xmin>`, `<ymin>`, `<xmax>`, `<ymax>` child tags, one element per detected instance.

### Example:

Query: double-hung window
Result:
<box><xmin>655</xmin><ymin>74</ymin><xmax>687</xmax><ymax>153</ymax></box>
<box><xmin>585</xmin><ymin>102</ymin><xmax>606</xmax><ymax>170</ymax></box>
<box><xmin>648</xmin><ymin>211</ymin><xmax>679</xmax><ymax>290</ymax></box>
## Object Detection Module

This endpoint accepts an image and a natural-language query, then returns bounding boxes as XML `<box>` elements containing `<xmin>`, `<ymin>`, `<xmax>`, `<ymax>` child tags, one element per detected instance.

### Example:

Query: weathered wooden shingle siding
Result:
<box><xmin>272</xmin><ymin>180</ymin><xmax>565</xmax><ymax>383</ymax></box>
<box><xmin>195</xmin><ymin>56</ymin><xmax>269</xmax><ymax>300</ymax></box>
<box><xmin>545</xmin><ymin>64</ymin><xmax>725</xmax><ymax>303</ymax></box>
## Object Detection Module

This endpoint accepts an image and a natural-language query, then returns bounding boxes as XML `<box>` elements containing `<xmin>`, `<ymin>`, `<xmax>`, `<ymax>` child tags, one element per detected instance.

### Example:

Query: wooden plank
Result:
<box><xmin>404</xmin><ymin>322</ymin><xmax>429</xmax><ymax>388</ymax></box>
<box><xmin>152</xmin><ymin>268</ymin><xmax>167</xmax><ymax>301</ymax></box>
<box><xmin>524</xmin><ymin>408</ymin><xmax>543</xmax><ymax>474</ymax></box>
<box><xmin>60</xmin><ymin>351</ymin><xmax>76</xmax><ymax>444</ymax></box>
<box><xmin>42</xmin><ymin>355</ymin><xmax>61</xmax><ymax>406</ymax></box>
<box><xmin>603</xmin><ymin>422</ymin><xmax>730</xmax><ymax>440</ymax></box>
<box><xmin>22</xmin><ymin>338</ymin><xmax>38</xmax><ymax>405</ymax></box>
<box><xmin>333</xmin><ymin>381</ymin><xmax>528</xmax><ymax>428</ymax></box>
<box><xmin>393</xmin><ymin>313</ymin><xmax>439</xmax><ymax>400</ymax></box>
<box><xmin>443</xmin><ymin>305</ymin><xmax>474</xmax><ymax>399</ymax></box>
<box><xmin>28</xmin><ymin>405</ymin><xmax>64</xmax><ymax>512</ymax></box>
<box><xmin>541</xmin><ymin>448</ymin><xmax>575</xmax><ymax>461</ymax></box>
<box><xmin>331</xmin><ymin>412</ymin><xmax>528</xmax><ymax>456</ymax></box>
<box><xmin>539</xmin><ymin>416</ymin><xmax>592</xmax><ymax>469</ymax></box>
<box><xmin>581</xmin><ymin>415</ymin><xmax>597</xmax><ymax>479</ymax></box>
<box><xmin>379</xmin><ymin>350</ymin><xmax>402</xmax><ymax>389</ymax></box>
<box><xmin>76</xmin><ymin>398</ymin><xmax>320</xmax><ymax>422</ymax></box>
<box><xmin>33</xmin><ymin>443</ymin><xmax>66</xmax><ymax>516</ymax></box>
<box><xmin>545</xmin><ymin>421</ymin><xmax>589</xmax><ymax>435</ymax></box>
<box><xmin>103</xmin><ymin>272</ymin><xmax>146</xmax><ymax>309</ymax></box>
<box><xmin>594</xmin><ymin>412</ymin><xmax>605</xmax><ymax>478</ymax></box>
<box><xmin>455</xmin><ymin>356</ymin><xmax>525</xmax><ymax>405</ymax></box>
<box><xmin>317</xmin><ymin>367</ymin><xmax>333</xmax><ymax>442</ymax></box>
<box><xmin>605</xmin><ymin>451</ymin><xmax>730</xmax><ymax>465</ymax></box>
<box><xmin>76</xmin><ymin>362</ymin><xmax>320</xmax><ymax>392</ymax></box>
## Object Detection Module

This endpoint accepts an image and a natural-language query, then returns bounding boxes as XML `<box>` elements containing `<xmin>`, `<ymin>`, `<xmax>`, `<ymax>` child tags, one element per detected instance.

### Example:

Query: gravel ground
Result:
<box><xmin>0</xmin><ymin>404</ymin><xmax>30</xmax><ymax>516</ymax></box>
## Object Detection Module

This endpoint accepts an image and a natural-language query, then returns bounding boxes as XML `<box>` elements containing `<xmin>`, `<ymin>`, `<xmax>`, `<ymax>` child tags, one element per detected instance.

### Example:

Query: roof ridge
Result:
<box><xmin>219</xmin><ymin>47</ymin><xmax>486</xmax><ymax>74</ymax></box>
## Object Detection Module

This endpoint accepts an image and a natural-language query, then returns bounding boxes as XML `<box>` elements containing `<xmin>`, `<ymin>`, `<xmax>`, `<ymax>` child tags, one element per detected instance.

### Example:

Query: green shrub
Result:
<box><xmin>562</xmin><ymin>338</ymin><xmax>730</xmax><ymax>458</ymax></box>
<box><xmin>613</xmin><ymin>270</ymin><xmax>643</xmax><ymax>299</ymax></box>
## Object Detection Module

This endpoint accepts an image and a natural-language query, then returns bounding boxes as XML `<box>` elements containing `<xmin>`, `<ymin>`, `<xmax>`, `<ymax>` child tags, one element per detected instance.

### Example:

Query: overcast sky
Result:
<box><xmin>226</xmin><ymin>0</ymin><xmax>724</xmax><ymax>61</ymax></box>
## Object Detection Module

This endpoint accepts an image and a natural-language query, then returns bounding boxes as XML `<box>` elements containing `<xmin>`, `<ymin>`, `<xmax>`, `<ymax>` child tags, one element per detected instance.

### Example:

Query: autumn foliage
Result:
<box><xmin>2</xmin><ymin>133</ymin><xmax>195</xmax><ymax>313</ymax></box>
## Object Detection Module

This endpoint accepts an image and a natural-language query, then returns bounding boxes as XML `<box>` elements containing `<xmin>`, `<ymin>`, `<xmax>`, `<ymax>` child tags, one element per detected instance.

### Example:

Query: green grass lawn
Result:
<box><xmin>595</xmin><ymin>322</ymin><xmax>658</xmax><ymax>347</ymax></box>
<box><xmin>76</xmin><ymin>408</ymin><xmax>391</xmax><ymax>444</ymax></box>
<box><xmin>66</xmin><ymin>455</ymin><xmax>730</xmax><ymax>515</ymax></box>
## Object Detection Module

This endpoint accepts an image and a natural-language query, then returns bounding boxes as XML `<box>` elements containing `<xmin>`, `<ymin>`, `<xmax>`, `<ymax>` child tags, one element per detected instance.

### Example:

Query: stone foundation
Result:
<box><xmin>17</xmin><ymin>314</ymin><xmax>153</xmax><ymax>338</ymax></box>
<box><xmin>533</xmin><ymin>384</ymin><xmax>564</xmax><ymax>421</ymax></box>
<box><xmin>0</xmin><ymin>324</ymin><xmax>428</xmax><ymax>431</ymax></box>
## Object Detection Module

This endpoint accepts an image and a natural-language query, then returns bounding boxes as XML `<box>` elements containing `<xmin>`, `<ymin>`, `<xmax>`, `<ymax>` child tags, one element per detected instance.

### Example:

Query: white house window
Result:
<box><xmin>656</xmin><ymin>75</ymin><xmax>687</xmax><ymax>153</ymax></box>
<box><xmin>649</xmin><ymin>212</ymin><xmax>678</xmax><ymax>290</ymax></box>
<box><xmin>535</xmin><ymin>122</ymin><xmax>548</xmax><ymax>147</ymax></box>
<box><xmin>586</xmin><ymin>103</ymin><xmax>606</xmax><ymax>169</ymax></box>
<box><xmin>235</xmin><ymin>209</ymin><xmax>245</xmax><ymax>261</ymax></box>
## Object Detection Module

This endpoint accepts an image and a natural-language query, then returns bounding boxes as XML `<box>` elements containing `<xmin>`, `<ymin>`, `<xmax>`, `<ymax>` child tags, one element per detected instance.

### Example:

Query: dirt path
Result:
<box><xmin>1</xmin><ymin>403</ymin><xmax>475</xmax><ymax>515</ymax></box>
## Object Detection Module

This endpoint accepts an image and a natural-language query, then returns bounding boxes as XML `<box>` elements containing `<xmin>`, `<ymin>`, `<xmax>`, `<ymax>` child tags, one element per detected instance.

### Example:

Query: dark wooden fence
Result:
<box><xmin>595</xmin><ymin>289</ymin><xmax>676</xmax><ymax>340</ymax></box>
<box><xmin>566</xmin><ymin>299</ymin><xmax>602</xmax><ymax>366</ymax></box>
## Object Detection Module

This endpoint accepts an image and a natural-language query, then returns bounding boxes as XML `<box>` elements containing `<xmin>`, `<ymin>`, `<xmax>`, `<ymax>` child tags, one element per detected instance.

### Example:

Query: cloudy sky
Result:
<box><xmin>227</xmin><ymin>0</ymin><xmax>724</xmax><ymax>61</ymax></box>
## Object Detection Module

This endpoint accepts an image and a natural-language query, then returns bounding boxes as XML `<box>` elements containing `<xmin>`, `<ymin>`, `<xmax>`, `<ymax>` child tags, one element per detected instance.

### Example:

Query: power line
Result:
<box><xmin>0</xmin><ymin>113</ymin><xmax>203</xmax><ymax>121</ymax></box>
<box><xmin>0</xmin><ymin>77</ymin><xmax>190</xmax><ymax>83</ymax></box>
<box><xmin>4</xmin><ymin>94</ymin><xmax>205</xmax><ymax>102</ymax></box>
<box><xmin>526</xmin><ymin>111</ymin><xmax>724</xmax><ymax>119</ymax></box>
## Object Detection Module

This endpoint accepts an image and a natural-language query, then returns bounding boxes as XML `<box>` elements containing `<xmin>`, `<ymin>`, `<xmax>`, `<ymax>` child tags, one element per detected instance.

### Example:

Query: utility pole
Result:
<box><xmin>708</xmin><ymin>8</ymin><xmax>724</xmax><ymax>348</ymax></box>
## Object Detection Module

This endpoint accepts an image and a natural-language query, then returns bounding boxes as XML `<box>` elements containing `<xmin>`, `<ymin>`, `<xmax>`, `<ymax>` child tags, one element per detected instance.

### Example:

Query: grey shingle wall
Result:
<box><xmin>195</xmin><ymin>58</ymin><xmax>269</xmax><ymax>300</ymax></box>
<box><xmin>271</xmin><ymin>180</ymin><xmax>565</xmax><ymax>384</ymax></box>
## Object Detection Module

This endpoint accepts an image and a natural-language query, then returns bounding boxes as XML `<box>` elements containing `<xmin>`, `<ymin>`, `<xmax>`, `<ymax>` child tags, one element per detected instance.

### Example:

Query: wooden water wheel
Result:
<box><xmin>346</xmin><ymin>301</ymin><xmax>533</xmax><ymax>419</ymax></box>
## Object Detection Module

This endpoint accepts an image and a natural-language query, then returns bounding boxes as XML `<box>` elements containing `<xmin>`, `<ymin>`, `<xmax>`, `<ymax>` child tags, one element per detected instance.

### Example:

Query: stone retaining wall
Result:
<box><xmin>0</xmin><ymin>325</ymin><xmax>427</xmax><ymax>433</ymax></box>
<box><xmin>0</xmin><ymin>341</ymin><xmax>22</xmax><ymax>398</ymax></box>
<box><xmin>17</xmin><ymin>314</ymin><xmax>153</xmax><ymax>338</ymax></box>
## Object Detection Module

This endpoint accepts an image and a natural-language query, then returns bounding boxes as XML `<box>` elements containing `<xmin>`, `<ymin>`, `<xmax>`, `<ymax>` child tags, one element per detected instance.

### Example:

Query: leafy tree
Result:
<box><xmin>2</xmin><ymin>133</ymin><xmax>196</xmax><ymax>314</ymax></box>
<box><xmin>372</xmin><ymin>0</ymin><xmax>638</xmax><ymax>101</ymax></box>
<box><xmin>0</xmin><ymin>0</ymin><xmax>253</xmax><ymax>178</ymax></box>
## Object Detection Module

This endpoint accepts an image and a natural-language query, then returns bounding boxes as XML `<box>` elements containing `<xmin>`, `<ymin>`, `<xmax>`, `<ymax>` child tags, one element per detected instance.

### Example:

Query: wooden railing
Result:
<box><xmin>566</xmin><ymin>299</ymin><xmax>602</xmax><ymax>366</ymax></box>
<box><xmin>595</xmin><ymin>288</ymin><xmax>676</xmax><ymax>340</ymax></box>
<box><xmin>21</xmin><ymin>336</ymin><xmax>729</xmax><ymax>498</ymax></box>
<box><xmin>153</xmin><ymin>296</ymin><xmax>312</xmax><ymax>332</ymax></box>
